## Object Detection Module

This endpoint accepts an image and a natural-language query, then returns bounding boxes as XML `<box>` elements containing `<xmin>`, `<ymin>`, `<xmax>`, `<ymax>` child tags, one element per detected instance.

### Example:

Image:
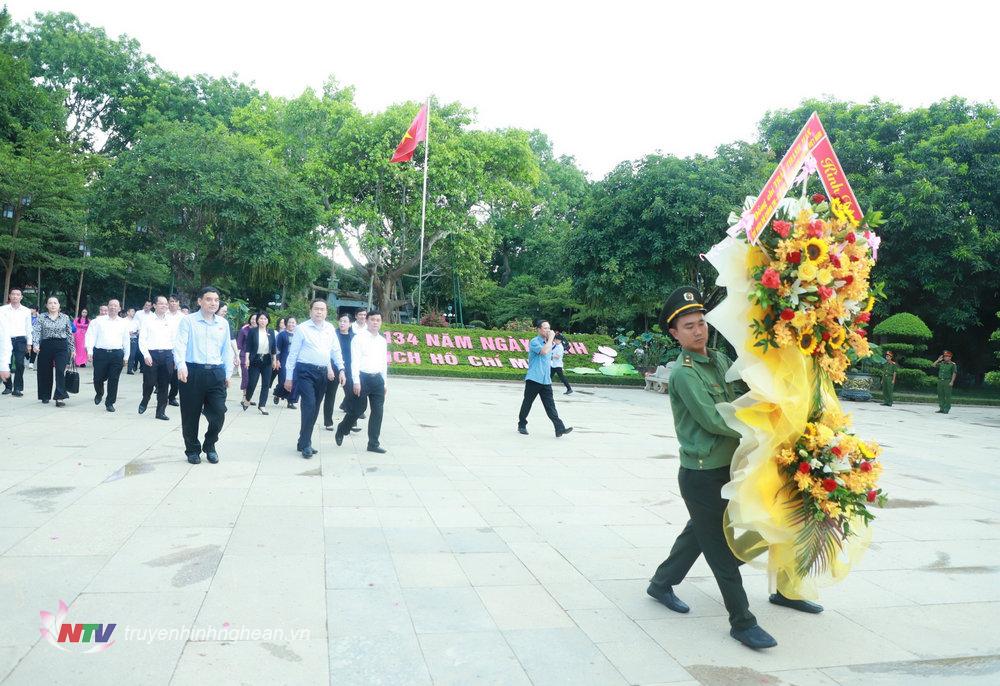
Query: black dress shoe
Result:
<box><xmin>12</xmin><ymin>391</ymin><xmax>23</xmax><ymax>397</ymax></box>
<box><xmin>647</xmin><ymin>584</ymin><xmax>690</xmax><ymax>613</ymax></box>
<box><xmin>155</xmin><ymin>412</ymin><xmax>169</xmax><ymax>421</ymax></box>
<box><xmin>138</xmin><ymin>402</ymin><xmax>147</xmax><ymax>414</ymax></box>
<box><xmin>367</xmin><ymin>445</ymin><xmax>387</xmax><ymax>454</ymax></box>
<box><xmin>126</xmin><ymin>370</ymin><xmax>134</xmax><ymax>375</ymax></box>
<box><xmin>324</xmin><ymin>425</ymin><xmax>334</xmax><ymax>431</ymax></box>
<box><xmin>565</xmin><ymin>389</ymin><xmax>573</xmax><ymax>395</ymax></box>
<box><xmin>335</xmin><ymin>430</ymin><xmax>344</xmax><ymax>446</ymax></box>
<box><xmin>300</xmin><ymin>447</ymin><xmax>314</xmax><ymax>459</ymax></box>
<box><xmin>556</xmin><ymin>427</ymin><xmax>574</xmax><ymax>437</ymax></box>
<box><xmin>94</xmin><ymin>393</ymin><xmax>103</xmax><ymax>405</ymax></box>
<box><xmin>287</xmin><ymin>402</ymin><xmax>297</xmax><ymax>409</ymax></box>
<box><xmin>730</xmin><ymin>624</ymin><xmax>777</xmax><ymax>650</ymax></box>
<box><xmin>186</xmin><ymin>452</ymin><xmax>201</xmax><ymax>464</ymax></box>
<box><xmin>350</xmin><ymin>426</ymin><xmax>361</xmax><ymax>433</ymax></box>
<box><xmin>517</xmin><ymin>427</ymin><xmax>528</xmax><ymax>435</ymax></box>
<box><xmin>205</xmin><ymin>451</ymin><xmax>219</xmax><ymax>464</ymax></box>
<box><xmin>769</xmin><ymin>592</ymin><xmax>823</xmax><ymax>614</ymax></box>
<box><xmin>106</xmin><ymin>404</ymin><xmax>116</xmax><ymax>412</ymax></box>
<box><xmin>55</xmin><ymin>400</ymin><xmax>65</xmax><ymax>407</ymax></box>
<box><xmin>41</xmin><ymin>399</ymin><xmax>50</xmax><ymax>404</ymax></box>
<box><xmin>168</xmin><ymin>399</ymin><xmax>179</xmax><ymax>407</ymax></box>
<box><xmin>2</xmin><ymin>387</ymin><xmax>12</xmax><ymax>395</ymax></box>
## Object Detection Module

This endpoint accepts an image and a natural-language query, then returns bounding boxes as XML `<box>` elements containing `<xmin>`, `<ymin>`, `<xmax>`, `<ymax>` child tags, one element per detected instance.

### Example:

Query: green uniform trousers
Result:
<box><xmin>937</xmin><ymin>380</ymin><xmax>952</xmax><ymax>413</ymax></box>
<box><xmin>649</xmin><ymin>465</ymin><xmax>756</xmax><ymax>630</ymax></box>
<box><xmin>882</xmin><ymin>377</ymin><xmax>894</xmax><ymax>406</ymax></box>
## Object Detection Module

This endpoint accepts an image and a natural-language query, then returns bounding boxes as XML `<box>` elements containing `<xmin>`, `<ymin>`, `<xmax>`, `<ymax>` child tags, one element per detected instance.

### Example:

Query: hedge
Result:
<box><xmin>895</xmin><ymin>367</ymin><xmax>936</xmax><ymax>390</ymax></box>
<box><xmin>880</xmin><ymin>342</ymin><xmax>924</xmax><ymax>354</ymax></box>
<box><xmin>873</xmin><ymin>313</ymin><xmax>932</xmax><ymax>340</ymax></box>
<box><xmin>902</xmin><ymin>357</ymin><xmax>934</xmax><ymax>370</ymax></box>
<box><xmin>379</xmin><ymin>323</ymin><xmax>641</xmax><ymax>386</ymax></box>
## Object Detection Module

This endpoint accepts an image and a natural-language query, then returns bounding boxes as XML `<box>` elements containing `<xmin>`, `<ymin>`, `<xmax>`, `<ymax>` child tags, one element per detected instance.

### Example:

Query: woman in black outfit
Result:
<box><xmin>32</xmin><ymin>296</ymin><xmax>75</xmax><ymax>407</ymax></box>
<box><xmin>242</xmin><ymin>311</ymin><xmax>278</xmax><ymax>414</ymax></box>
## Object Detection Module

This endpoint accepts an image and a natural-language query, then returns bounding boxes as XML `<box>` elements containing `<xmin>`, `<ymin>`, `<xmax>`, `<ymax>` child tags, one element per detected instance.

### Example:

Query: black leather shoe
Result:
<box><xmin>106</xmin><ymin>405</ymin><xmax>115</xmax><ymax>412</ymax></box>
<box><xmin>300</xmin><ymin>447</ymin><xmax>314</xmax><ymax>459</ymax></box>
<box><xmin>205</xmin><ymin>451</ymin><xmax>219</xmax><ymax>464</ymax></box>
<box><xmin>647</xmin><ymin>584</ymin><xmax>690</xmax><ymax>613</ymax></box>
<box><xmin>324</xmin><ymin>425</ymin><xmax>334</xmax><ymax>431</ymax></box>
<box><xmin>155</xmin><ymin>412</ymin><xmax>169</xmax><ymax>421</ymax></box>
<box><xmin>556</xmin><ymin>427</ymin><xmax>574</xmax><ymax>437</ymax></box>
<box><xmin>287</xmin><ymin>402</ymin><xmax>297</xmax><ymax>409</ymax></box>
<box><xmin>367</xmin><ymin>445</ymin><xmax>387</xmax><ymax>454</ymax></box>
<box><xmin>350</xmin><ymin>426</ymin><xmax>361</xmax><ymax>433</ymax></box>
<box><xmin>565</xmin><ymin>389</ymin><xmax>573</xmax><ymax>395</ymax></box>
<box><xmin>769</xmin><ymin>592</ymin><xmax>823</xmax><ymax>614</ymax></box>
<box><xmin>517</xmin><ymin>427</ymin><xmax>528</xmax><ymax>435</ymax></box>
<box><xmin>335</xmin><ymin>430</ymin><xmax>344</xmax><ymax>446</ymax></box>
<box><xmin>138</xmin><ymin>402</ymin><xmax>147</xmax><ymax>414</ymax></box>
<box><xmin>730</xmin><ymin>624</ymin><xmax>777</xmax><ymax>650</ymax></box>
<box><xmin>41</xmin><ymin>399</ymin><xmax>49</xmax><ymax>404</ymax></box>
<box><xmin>12</xmin><ymin>391</ymin><xmax>23</xmax><ymax>397</ymax></box>
<box><xmin>168</xmin><ymin>399</ymin><xmax>179</xmax><ymax>407</ymax></box>
<box><xmin>94</xmin><ymin>393</ymin><xmax>103</xmax><ymax>405</ymax></box>
<box><xmin>1</xmin><ymin>388</ymin><xmax>11</xmax><ymax>395</ymax></box>
<box><xmin>126</xmin><ymin>371</ymin><xmax>134</xmax><ymax>375</ymax></box>
<box><xmin>186</xmin><ymin>452</ymin><xmax>201</xmax><ymax>464</ymax></box>
<box><xmin>55</xmin><ymin>400</ymin><xmax>65</xmax><ymax>407</ymax></box>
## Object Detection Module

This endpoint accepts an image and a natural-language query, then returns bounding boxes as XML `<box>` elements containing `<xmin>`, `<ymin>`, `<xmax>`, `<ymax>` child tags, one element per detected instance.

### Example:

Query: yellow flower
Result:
<box><xmin>816</xmin><ymin>268</ymin><xmax>834</xmax><ymax>286</ymax></box>
<box><xmin>798</xmin><ymin>328</ymin><xmax>819</xmax><ymax>354</ymax></box>
<box><xmin>804</xmin><ymin>238</ymin><xmax>829</xmax><ymax>263</ymax></box>
<box><xmin>831</xmin><ymin>197</ymin><xmax>861</xmax><ymax>227</ymax></box>
<box><xmin>794</xmin><ymin>471</ymin><xmax>814</xmax><ymax>492</ymax></box>
<box><xmin>774</xmin><ymin>322</ymin><xmax>795</xmax><ymax>348</ymax></box>
<box><xmin>863</xmin><ymin>295</ymin><xmax>875</xmax><ymax>313</ymax></box>
<box><xmin>820</xmin><ymin>500</ymin><xmax>843</xmax><ymax>518</ymax></box>
<box><xmin>829</xmin><ymin>327</ymin><xmax>846</xmax><ymax>349</ymax></box>
<box><xmin>816</xmin><ymin>423</ymin><xmax>835</xmax><ymax>446</ymax></box>
<box><xmin>775</xmin><ymin>448</ymin><xmax>797</xmax><ymax>467</ymax></box>
<box><xmin>811</xmin><ymin>482</ymin><xmax>830</xmax><ymax>501</ymax></box>
<box><xmin>798</xmin><ymin>261</ymin><xmax>818</xmax><ymax>281</ymax></box>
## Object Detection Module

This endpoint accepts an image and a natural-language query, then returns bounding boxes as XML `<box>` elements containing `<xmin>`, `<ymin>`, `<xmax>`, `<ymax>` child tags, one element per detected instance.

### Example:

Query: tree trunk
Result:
<box><xmin>75</xmin><ymin>268</ymin><xmax>85</xmax><ymax>319</ymax></box>
<box><xmin>37</xmin><ymin>267</ymin><xmax>42</xmax><ymax>309</ymax></box>
<box><xmin>500</xmin><ymin>252</ymin><xmax>512</xmax><ymax>287</ymax></box>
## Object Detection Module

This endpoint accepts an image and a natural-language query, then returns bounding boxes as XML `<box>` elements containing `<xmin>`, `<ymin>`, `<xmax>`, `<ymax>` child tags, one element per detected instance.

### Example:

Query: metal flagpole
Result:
<box><xmin>416</xmin><ymin>97</ymin><xmax>430</xmax><ymax>322</ymax></box>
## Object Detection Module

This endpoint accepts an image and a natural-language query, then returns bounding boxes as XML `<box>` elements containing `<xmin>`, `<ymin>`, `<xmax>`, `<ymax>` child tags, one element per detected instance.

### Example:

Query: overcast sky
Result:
<box><xmin>11</xmin><ymin>0</ymin><xmax>999</xmax><ymax>177</ymax></box>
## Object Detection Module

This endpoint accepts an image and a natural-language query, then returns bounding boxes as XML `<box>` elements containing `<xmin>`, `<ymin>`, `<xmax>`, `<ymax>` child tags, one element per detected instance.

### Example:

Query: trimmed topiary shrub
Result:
<box><xmin>895</xmin><ymin>368</ymin><xmax>935</xmax><ymax>390</ymax></box>
<box><xmin>420</xmin><ymin>311</ymin><xmax>449</xmax><ymax>327</ymax></box>
<box><xmin>873</xmin><ymin>313</ymin><xmax>933</xmax><ymax>340</ymax></box>
<box><xmin>903</xmin><ymin>357</ymin><xmax>934</xmax><ymax>370</ymax></box>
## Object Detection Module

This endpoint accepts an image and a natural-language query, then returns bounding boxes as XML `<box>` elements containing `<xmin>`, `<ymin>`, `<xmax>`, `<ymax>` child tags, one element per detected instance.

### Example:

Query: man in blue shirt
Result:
<box><xmin>284</xmin><ymin>299</ymin><xmax>345</xmax><ymax>458</ymax></box>
<box><xmin>174</xmin><ymin>287</ymin><xmax>233</xmax><ymax>465</ymax></box>
<box><xmin>517</xmin><ymin>319</ymin><xmax>572</xmax><ymax>437</ymax></box>
<box><xmin>273</xmin><ymin>316</ymin><xmax>299</xmax><ymax>408</ymax></box>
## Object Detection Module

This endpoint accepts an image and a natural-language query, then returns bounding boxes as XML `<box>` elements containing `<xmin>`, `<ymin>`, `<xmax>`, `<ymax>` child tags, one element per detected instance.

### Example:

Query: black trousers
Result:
<box><xmin>338</xmin><ymin>372</ymin><xmax>386</xmax><ymax>448</ymax></box>
<box><xmin>178</xmin><ymin>363</ymin><xmax>227</xmax><ymax>454</ymax></box>
<box><xmin>142</xmin><ymin>349</ymin><xmax>173</xmax><ymax>413</ymax></box>
<box><xmin>295</xmin><ymin>363</ymin><xmax>328</xmax><ymax>450</ymax></box>
<box><xmin>4</xmin><ymin>336</ymin><xmax>27</xmax><ymax>392</ymax></box>
<box><xmin>517</xmin><ymin>380</ymin><xmax>566</xmax><ymax>433</ymax></box>
<box><xmin>93</xmin><ymin>348</ymin><xmax>125</xmax><ymax>405</ymax></box>
<box><xmin>273</xmin><ymin>360</ymin><xmax>299</xmax><ymax>402</ymax></box>
<box><xmin>36</xmin><ymin>338</ymin><xmax>69</xmax><ymax>400</ymax></box>
<box><xmin>551</xmin><ymin>366</ymin><xmax>572</xmax><ymax>392</ymax></box>
<box><xmin>245</xmin><ymin>354</ymin><xmax>274</xmax><ymax>407</ymax></box>
<box><xmin>127</xmin><ymin>337</ymin><xmax>141</xmax><ymax>373</ymax></box>
<box><xmin>323</xmin><ymin>376</ymin><xmax>341</xmax><ymax>428</ymax></box>
<box><xmin>168</xmin><ymin>366</ymin><xmax>179</xmax><ymax>401</ymax></box>
<box><xmin>649</xmin><ymin>466</ymin><xmax>756</xmax><ymax>630</ymax></box>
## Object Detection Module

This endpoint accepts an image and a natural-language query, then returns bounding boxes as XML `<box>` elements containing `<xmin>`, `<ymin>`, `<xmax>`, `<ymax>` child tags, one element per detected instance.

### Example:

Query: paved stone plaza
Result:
<box><xmin>1</xmin><ymin>370</ymin><xmax>998</xmax><ymax>685</ymax></box>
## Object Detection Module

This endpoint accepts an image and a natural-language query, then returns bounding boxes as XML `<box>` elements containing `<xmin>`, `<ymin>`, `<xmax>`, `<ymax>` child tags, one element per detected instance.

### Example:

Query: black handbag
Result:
<box><xmin>64</xmin><ymin>369</ymin><xmax>80</xmax><ymax>394</ymax></box>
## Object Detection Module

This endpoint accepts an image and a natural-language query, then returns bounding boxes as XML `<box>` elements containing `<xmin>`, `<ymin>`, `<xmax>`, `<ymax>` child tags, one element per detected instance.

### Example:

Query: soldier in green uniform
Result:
<box><xmin>933</xmin><ymin>350</ymin><xmax>957</xmax><ymax>413</ymax></box>
<box><xmin>881</xmin><ymin>351</ymin><xmax>897</xmax><ymax>407</ymax></box>
<box><xmin>645</xmin><ymin>287</ymin><xmax>821</xmax><ymax>650</ymax></box>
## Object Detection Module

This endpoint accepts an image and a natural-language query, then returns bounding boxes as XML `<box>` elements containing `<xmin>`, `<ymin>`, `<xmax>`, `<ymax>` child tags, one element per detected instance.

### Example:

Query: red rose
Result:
<box><xmin>761</xmin><ymin>268</ymin><xmax>781</xmax><ymax>289</ymax></box>
<box><xmin>808</xmin><ymin>221</ymin><xmax>824</xmax><ymax>238</ymax></box>
<box><xmin>822</xmin><ymin>478</ymin><xmax>838</xmax><ymax>493</ymax></box>
<box><xmin>772</xmin><ymin>220</ymin><xmax>791</xmax><ymax>238</ymax></box>
<box><xmin>829</xmin><ymin>254</ymin><xmax>841</xmax><ymax>269</ymax></box>
<box><xmin>817</xmin><ymin>286</ymin><xmax>834</xmax><ymax>301</ymax></box>
<box><xmin>860</xmin><ymin>461</ymin><xmax>873</xmax><ymax>473</ymax></box>
<box><xmin>780</xmin><ymin>308</ymin><xmax>795</xmax><ymax>321</ymax></box>
<box><xmin>831</xmin><ymin>446</ymin><xmax>841</xmax><ymax>456</ymax></box>
<box><xmin>787</xmin><ymin>251</ymin><xmax>802</xmax><ymax>264</ymax></box>
<box><xmin>821</xmin><ymin>331</ymin><xmax>831</xmax><ymax>341</ymax></box>
<box><xmin>857</xmin><ymin>329</ymin><xmax>868</xmax><ymax>337</ymax></box>
<box><xmin>846</xmin><ymin>232</ymin><xmax>856</xmax><ymax>244</ymax></box>
<box><xmin>844</xmin><ymin>275</ymin><xmax>854</xmax><ymax>285</ymax></box>
<box><xmin>811</xmin><ymin>193</ymin><xmax>826</xmax><ymax>204</ymax></box>
<box><xmin>867</xmin><ymin>490</ymin><xmax>878</xmax><ymax>502</ymax></box>
<box><xmin>798</xmin><ymin>462</ymin><xmax>811</xmax><ymax>474</ymax></box>
<box><xmin>855</xmin><ymin>311</ymin><xmax>871</xmax><ymax>323</ymax></box>
<box><xmin>850</xmin><ymin>255</ymin><xmax>859</xmax><ymax>262</ymax></box>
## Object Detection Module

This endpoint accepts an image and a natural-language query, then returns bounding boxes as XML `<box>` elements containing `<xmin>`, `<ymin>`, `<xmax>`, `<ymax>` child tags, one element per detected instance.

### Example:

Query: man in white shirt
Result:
<box><xmin>138</xmin><ymin>295</ymin><xmax>175</xmax><ymax>420</ymax></box>
<box><xmin>284</xmin><ymin>299</ymin><xmax>345</xmax><ymax>459</ymax></box>
<box><xmin>350</xmin><ymin>307</ymin><xmax>368</xmax><ymax>334</ymax></box>
<box><xmin>0</xmin><ymin>315</ymin><xmax>11</xmax><ymax>385</ymax></box>
<box><xmin>1</xmin><ymin>288</ymin><xmax>33</xmax><ymax>397</ymax></box>
<box><xmin>125</xmin><ymin>307</ymin><xmax>141</xmax><ymax>374</ymax></box>
<box><xmin>85</xmin><ymin>298</ymin><xmax>130</xmax><ymax>411</ymax></box>
<box><xmin>165</xmin><ymin>295</ymin><xmax>184</xmax><ymax>406</ymax></box>
<box><xmin>336</xmin><ymin>309</ymin><xmax>388</xmax><ymax>453</ymax></box>
<box><xmin>134</xmin><ymin>300</ymin><xmax>152</xmax><ymax>327</ymax></box>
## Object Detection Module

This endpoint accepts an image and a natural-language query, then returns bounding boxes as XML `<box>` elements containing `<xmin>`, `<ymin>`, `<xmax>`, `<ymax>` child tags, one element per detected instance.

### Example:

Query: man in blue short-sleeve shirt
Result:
<box><xmin>516</xmin><ymin>319</ymin><xmax>572</xmax><ymax>437</ymax></box>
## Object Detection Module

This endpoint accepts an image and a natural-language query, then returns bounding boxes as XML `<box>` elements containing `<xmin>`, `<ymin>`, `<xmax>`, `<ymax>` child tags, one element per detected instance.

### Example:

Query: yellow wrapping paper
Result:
<box><xmin>705</xmin><ymin>236</ymin><xmax>872</xmax><ymax>600</ymax></box>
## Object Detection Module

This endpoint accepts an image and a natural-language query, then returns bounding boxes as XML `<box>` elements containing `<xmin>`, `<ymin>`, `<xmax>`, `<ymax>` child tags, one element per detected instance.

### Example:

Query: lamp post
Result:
<box><xmin>75</xmin><ymin>239</ymin><xmax>90</xmax><ymax>319</ymax></box>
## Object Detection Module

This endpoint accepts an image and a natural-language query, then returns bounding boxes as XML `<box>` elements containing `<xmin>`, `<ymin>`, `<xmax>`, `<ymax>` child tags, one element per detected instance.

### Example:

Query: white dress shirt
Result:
<box><xmin>133</xmin><ymin>309</ymin><xmax>151</xmax><ymax>328</ymax></box>
<box><xmin>126</xmin><ymin>317</ymin><xmax>140</xmax><ymax>336</ymax></box>
<box><xmin>139</xmin><ymin>312</ymin><xmax>178</xmax><ymax>354</ymax></box>
<box><xmin>351</xmin><ymin>321</ymin><xmax>365</xmax><ymax>334</ymax></box>
<box><xmin>85</xmin><ymin>315</ymin><xmax>130</xmax><ymax>358</ymax></box>
<box><xmin>285</xmin><ymin>319</ymin><xmax>344</xmax><ymax>381</ymax></box>
<box><xmin>0</xmin><ymin>317</ymin><xmax>11</xmax><ymax>372</ymax></box>
<box><xmin>351</xmin><ymin>329</ymin><xmax>388</xmax><ymax>387</ymax></box>
<box><xmin>0</xmin><ymin>303</ymin><xmax>33</xmax><ymax>346</ymax></box>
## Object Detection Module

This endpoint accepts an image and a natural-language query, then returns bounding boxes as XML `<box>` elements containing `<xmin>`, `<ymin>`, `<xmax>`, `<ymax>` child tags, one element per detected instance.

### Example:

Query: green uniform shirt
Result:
<box><xmin>668</xmin><ymin>348</ymin><xmax>742</xmax><ymax>470</ymax></box>
<box><xmin>937</xmin><ymin>361</ymin><xmax>957</xmax><ymax>381</ymax></box>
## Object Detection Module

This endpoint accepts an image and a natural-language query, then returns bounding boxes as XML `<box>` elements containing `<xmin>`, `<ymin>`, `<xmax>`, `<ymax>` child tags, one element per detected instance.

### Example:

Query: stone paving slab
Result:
<box><xmin>1</xmin><ymin>369</ymin><xmax>999</xmax><ymax>684</ymax></box>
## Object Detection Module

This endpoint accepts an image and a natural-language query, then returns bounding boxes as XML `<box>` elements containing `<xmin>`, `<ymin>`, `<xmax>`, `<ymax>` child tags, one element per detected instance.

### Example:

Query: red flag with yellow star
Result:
<box><xmin>390</xmin><ymin>104</ymin><xmax>428</xmax><ymax>163</ymax></box>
